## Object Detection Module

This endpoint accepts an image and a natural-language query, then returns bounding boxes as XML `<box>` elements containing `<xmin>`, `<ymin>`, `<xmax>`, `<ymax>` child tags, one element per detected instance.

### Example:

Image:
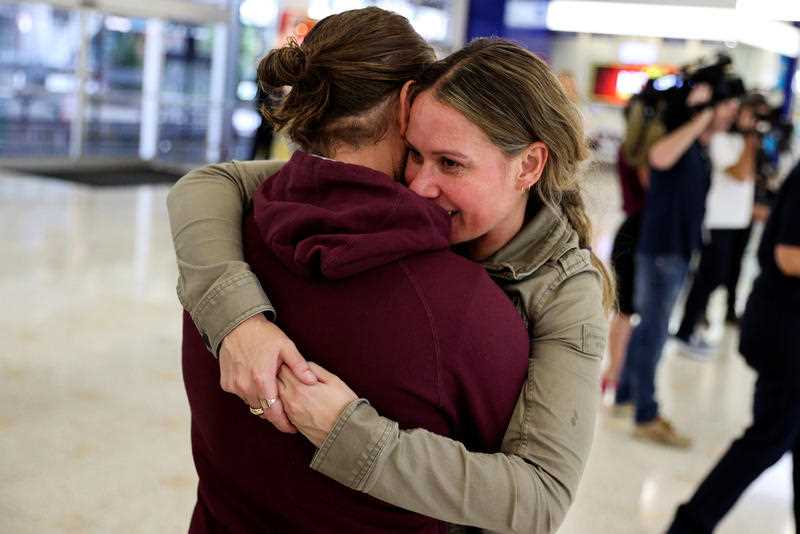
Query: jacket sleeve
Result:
<box><xmin>311</xmin><ymin>270</ymin><xmax>607</xmax><ymax>534</ymax></box>
<box><xmin>166</xmin><ymin>160</ymin><xmax>284</xmax><ymax>355</ymax></box>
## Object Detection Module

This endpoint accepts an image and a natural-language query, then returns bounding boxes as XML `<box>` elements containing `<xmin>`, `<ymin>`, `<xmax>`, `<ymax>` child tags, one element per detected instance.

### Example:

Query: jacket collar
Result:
<box><xmin>480</xmin><ymin>203</ymin><xmax>579</xmax><ymax>282</ymax></box>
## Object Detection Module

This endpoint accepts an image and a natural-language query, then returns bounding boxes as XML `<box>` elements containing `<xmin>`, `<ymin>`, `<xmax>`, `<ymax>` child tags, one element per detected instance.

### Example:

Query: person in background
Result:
<box><xmin>673</xmin><ymin>93</ymin><xmax>754</xmax><ymax>358</ymax></box>
<box><xmin>667</xmin><ymin>157</ymin><xmax>800</xmax><ymax>533</ymax></box>
<box><xmin>248</xmin><ymin>86</ymin><xmax>275</xmax><ymax>160</ymax></box>
<box><xmin>721</xmin><ymin>95</ymin><xmax>782</xmax><ymax>326</ymax></box>
<box><xmin>613</xmin><ymin>86</ymin><xmax>739</xmax><ymax>448</ymax></box>
<box><xmin>169</xmin><ymin>26</ymin><xmax>612</xmax><ymax>534</ymax></box>
<box><xmin>602</xmin><ymin>100</ymin><xmax>651</xmax><ymax>396</ymax></box>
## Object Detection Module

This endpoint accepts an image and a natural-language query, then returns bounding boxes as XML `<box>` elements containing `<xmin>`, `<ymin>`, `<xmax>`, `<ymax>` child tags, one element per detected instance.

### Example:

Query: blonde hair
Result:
<box><xmin>412</xmin><ymin>38</ymin><xmax>616</xmax><ymax>311</ymax></box>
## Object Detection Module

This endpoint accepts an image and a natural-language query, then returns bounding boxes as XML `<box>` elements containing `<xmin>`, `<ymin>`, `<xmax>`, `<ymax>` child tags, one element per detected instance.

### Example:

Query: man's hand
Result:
<box><xmin>219</xmin><ymin>314</ymin><xmax>317</xmax><ymax>432</ymax></box>
<box><xmin>278</xmin><ymin>362</ymin><xmax>358</xmax><ymax>447</ymax></box>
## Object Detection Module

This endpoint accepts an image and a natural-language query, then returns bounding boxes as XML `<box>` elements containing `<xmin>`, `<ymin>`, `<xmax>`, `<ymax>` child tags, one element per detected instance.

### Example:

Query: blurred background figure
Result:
<box><xmin>673</xmin><ymin>94</ymin><xmax>755</xmax><ymax>358</ymax></box>
<box><xmin>668</xmin><ymin>158</ymin><xmax>800</xmax><ymax>534</ymax></box>
<box><xmin>602</xmin><ymin>99</ymin><xmax>651</xmax><ymax>396</ymax></box>
<box><xmin>614</xmin><ymin>54</ymin><xmax>746</xmax><ymax>448</ymax></box>
<box><xmin>248</xmin><ymin>86</ymin><xmax>275</xmax><ymax>160</ymax></box>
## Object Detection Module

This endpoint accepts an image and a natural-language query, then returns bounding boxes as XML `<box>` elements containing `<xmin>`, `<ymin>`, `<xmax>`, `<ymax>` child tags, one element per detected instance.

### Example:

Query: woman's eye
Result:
<box><xmin>408</xmin><ymin>148</ymin><xmax>422</xmax><ymax>163</ymax></box>
<box><xmin>441</xmin><ymin>158</ymin><xmax>461</xmax><ymax>170</ymax></box>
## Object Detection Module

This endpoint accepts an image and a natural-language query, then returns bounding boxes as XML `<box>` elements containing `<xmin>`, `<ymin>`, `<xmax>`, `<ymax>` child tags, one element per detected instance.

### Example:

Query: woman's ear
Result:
<box><xmin>399</xmin><ymin>80</ymin><xmax>415</xmax><ymax>136</ymax></box>
<box><xmin>517</xmin><ymin>142</ymin><xmax>548</xmax><ymax>191</ymax></box>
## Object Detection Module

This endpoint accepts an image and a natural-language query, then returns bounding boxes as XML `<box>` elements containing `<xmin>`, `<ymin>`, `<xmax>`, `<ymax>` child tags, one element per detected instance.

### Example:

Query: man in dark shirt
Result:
<box><xmin>615</xmin><ymin>85</ymin><xmax>739</xmax><ymax>447</ymax></box>
<box><xmin>668</xmin><ymin>158</ymin><xmax>800</xmax><ymax>533</ymax></box>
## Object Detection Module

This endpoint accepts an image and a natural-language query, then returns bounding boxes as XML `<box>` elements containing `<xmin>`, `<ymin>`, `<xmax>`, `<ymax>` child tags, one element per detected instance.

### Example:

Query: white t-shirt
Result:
<box><xmin>704</xmin><ymin>132</ymin><xmax>755</xmax><ymax>230</ymax></box>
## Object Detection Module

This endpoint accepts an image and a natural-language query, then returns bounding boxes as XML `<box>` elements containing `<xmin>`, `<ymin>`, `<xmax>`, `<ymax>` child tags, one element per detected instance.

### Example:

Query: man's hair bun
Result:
<box><xmin>259</xmin><ymin>39</ymin><xmax>309</xmax><ymax>87</ymax></box>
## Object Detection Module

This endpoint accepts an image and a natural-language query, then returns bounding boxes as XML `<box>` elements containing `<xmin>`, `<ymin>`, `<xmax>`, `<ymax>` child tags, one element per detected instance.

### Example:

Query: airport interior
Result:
<box><xmin>2</xmin><ymin>1</ymin><xmax>800</xmax><ymax>532</ymax></box>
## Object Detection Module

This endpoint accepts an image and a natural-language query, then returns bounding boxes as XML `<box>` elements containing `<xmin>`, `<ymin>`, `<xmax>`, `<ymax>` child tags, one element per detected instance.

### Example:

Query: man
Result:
<box><xmin>614</xmin><ymin>84</ymin><xmax>739</xmax><ymax>447</ymax></box>
<box><xmin>668</xmin><ymin>158</ymin><xmax>800</xmax><ymax>533</ymax></box>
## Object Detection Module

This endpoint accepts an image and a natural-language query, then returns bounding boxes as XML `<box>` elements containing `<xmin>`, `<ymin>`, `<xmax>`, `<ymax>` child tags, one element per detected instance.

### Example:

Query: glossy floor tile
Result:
<box><xmin>1</xmin><ymin>168</ymin><xmax>795</xmax><ymax>533</ymax></box>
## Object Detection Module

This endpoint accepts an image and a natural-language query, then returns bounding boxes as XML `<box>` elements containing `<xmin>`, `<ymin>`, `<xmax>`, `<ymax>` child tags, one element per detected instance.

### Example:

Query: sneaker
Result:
<box><xmin>673</xmin><ymin>333</ymin><xmax>715</xmax><ymax>361</ymax></box>
<box><xmin>633</xmin><ymin>416</ymin><xmax>692</xmax><ymax>448</ymax></box>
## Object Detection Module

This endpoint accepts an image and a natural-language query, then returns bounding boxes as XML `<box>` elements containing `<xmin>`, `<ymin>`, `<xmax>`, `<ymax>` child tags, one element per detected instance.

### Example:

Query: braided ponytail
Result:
<box><xmin>559</xmin><ymin>189</ymin><xmax>617</xmax><ymax>311</ymax></box>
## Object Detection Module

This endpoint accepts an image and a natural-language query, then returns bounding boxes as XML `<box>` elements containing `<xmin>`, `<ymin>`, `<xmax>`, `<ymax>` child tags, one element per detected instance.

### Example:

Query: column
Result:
<box><xmin>140</xmin><ymin>18</ymin><xmax>164</xmax><ymax>161</ymax></box>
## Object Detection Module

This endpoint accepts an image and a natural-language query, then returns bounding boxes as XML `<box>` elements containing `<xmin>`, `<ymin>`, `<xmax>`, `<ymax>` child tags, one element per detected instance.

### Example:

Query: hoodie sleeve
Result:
<box><xmin>311</xmin><ymin>264</ymin><xmax>607</xmax><ymax>534</ymax></box>
<box><xmin>166</xmin><ymin>160</ymin><xmax>284</xmax><ymax>355</ymax></box>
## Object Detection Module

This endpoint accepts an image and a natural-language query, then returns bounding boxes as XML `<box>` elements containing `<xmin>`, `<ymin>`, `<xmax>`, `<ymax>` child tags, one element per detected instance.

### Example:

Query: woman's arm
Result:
<box><xmin>167</xmin><ymin>160</ymin><xmax>317</xmax><ymax>432</ymax></box>
<box><xmin>290</xmin><ymin>271</ymin><xmax>606</xmax><ymax>534</ymax></box>
<box><xmin>167</xmin><ymin>160</ymin><xmax>282</xmax><ymax>354</ymax></box>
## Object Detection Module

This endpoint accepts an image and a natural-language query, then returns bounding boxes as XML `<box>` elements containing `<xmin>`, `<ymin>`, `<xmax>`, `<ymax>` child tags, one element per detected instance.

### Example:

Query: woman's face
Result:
<box><xmin>404</xmin><ymin>91</ymin><xmax>531</xmax><ymax>259</ymax></box>
<box><xmin>712</xmin><ymin>98</ymin><xmax>740</xmax><ymax>132</ymax></box>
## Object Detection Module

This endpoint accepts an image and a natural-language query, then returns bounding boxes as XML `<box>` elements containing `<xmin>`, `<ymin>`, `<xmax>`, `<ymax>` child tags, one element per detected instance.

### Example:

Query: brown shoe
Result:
<box><xmin>633</xmin><ymin>416</ymin><xmax>692</xmax><ymax>448</ymax></box>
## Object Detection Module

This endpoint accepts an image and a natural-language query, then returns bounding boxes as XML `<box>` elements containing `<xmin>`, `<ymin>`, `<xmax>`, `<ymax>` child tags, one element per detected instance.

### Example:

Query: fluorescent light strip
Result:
<box><xmin>546</xmin><ymin>1</ymin><xmax>800</xmax><ymax>58</ymax></box>
<box><xmin>737</xmin><ymin>0</ymin><xmax>800</xmax><ymax>22</ymax></box>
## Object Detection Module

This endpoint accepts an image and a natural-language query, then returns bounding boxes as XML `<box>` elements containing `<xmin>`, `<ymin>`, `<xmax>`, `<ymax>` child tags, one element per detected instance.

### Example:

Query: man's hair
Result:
<box><xmin>257</xmin><ymin>7</ymin><xmax>435</xmax><ymax>156</ymax></box>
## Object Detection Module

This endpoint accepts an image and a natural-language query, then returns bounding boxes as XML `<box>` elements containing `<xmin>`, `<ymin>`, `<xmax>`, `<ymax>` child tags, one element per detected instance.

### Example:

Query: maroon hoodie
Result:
<box><xmin>182</xmin><ymin>151</ymin><xmax>530</xmax><ymax>533</ymax></box>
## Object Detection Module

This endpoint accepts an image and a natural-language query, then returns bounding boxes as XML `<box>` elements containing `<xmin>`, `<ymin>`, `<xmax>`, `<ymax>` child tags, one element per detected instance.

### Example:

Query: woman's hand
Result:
<box><xmin>220</xmin><ymin>314</ymin><xmax>318</xmax><ymax>432</ymax></box>
<box><xmin>278</xmin><ymin>362</ymin><xmax>358</xmax><ymax>447</ymax></box>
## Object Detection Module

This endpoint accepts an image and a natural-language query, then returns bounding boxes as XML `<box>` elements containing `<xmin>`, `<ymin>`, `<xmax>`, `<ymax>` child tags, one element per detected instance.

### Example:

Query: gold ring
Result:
<box><xmin>249</xmin><ymin>406</ymin><xmax>265</xmax><ymax>416</ymax></box>
<box><xmin>260</xmin><ymin>397</ymin><xmax>279</xmax><ymax>410</ymax></box>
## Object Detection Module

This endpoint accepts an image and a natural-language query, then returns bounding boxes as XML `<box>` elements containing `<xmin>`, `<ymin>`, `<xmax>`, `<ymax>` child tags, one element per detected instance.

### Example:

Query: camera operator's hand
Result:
<box><xmin>687</xmin><ymin>83</ymin><xmax>713</xmax><ymax>108</ymax></box>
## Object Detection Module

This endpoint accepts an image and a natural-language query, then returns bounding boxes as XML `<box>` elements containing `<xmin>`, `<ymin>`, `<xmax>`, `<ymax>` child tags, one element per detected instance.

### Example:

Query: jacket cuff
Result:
<box><xmin>310</xmin><ymin>399</ymin><xmax>398</xmax><ymax>492</ymax></box>
<box><xmin>190</xmin><ymin>270</ymin><xmax>276</xmax><ymax>356</ymax></box>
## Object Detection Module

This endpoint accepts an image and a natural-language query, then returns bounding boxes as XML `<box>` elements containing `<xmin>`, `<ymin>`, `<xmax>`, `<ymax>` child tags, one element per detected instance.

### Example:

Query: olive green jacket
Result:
<box><xmin>167</xmin><ymin>160</ymin><xmax>608</xmax><ymax>534</ymax></box>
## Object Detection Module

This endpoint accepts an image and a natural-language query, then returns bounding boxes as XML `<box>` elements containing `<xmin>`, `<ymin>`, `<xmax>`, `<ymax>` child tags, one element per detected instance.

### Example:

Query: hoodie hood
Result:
<box><xmin>252</xmin><ymin>151</ymin><xmax>451</xmax><ymax>280</ymax></box>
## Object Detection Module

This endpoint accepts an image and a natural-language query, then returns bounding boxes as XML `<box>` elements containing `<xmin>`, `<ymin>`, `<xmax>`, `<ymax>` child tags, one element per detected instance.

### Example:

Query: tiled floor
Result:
<box><xmin>1</xmin><ymin>167</ymin><xmax>795</xmax><ymax>533</ymax></box>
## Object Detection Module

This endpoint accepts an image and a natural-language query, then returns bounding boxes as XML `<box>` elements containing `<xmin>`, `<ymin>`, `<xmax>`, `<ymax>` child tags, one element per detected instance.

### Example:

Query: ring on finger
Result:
<box><xmin>249</xmin><ymin>405</ymin><xmax>265</xmax><ymax>416</ymax></box>
<box><xmin>259</xmin><ymin>397</ymin><xmax>279</xmax><ymax>410</ymax></box>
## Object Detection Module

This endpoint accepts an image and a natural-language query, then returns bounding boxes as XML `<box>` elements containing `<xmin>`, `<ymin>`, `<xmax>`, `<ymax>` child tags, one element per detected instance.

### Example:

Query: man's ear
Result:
<box><xmin>517</xmin><ymin>142</ymin><xmax>548</xmax><ymax>192</ymax></box>
<box><xmin>399</xmin><ymin>80</ymin><xmax>415</xmax><ymax>136</ymax></box>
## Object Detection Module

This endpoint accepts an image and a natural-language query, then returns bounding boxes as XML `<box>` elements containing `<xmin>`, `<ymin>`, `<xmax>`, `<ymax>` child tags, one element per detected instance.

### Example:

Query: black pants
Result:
<box><xmin>610</xmin><ymin>212</ymin><xmax>642</xmax><ymax>316</ymax></box>
<box><xmin>724</xmin><ymin>225</ymin><xmax>752</xmax><ymax>319</ymax></box>
<box><xmin>677</xmin><ymin>227</ymin><xmax>751</xmax><ymax>340</ymax></box>
<box><xmin>668</xmin><ymin>285</ymin><xmax>800</xmax><ymax>533</ymax></box>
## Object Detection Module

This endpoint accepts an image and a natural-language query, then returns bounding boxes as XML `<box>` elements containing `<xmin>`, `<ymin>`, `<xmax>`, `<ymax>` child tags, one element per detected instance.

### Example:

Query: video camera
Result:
<box><xmin>754</xmin><ymin>107</ymin><xmax>794</xmax><ymax>153</ymax></box>
<box><xmin>749</xmin><ymin>106</ymin><xmax>795</xmax><ymax>179</ymax></box>
<box><xmin>636</xmin><ymin>53</ymin><xmax>746</xmax><ymax>131</ymax></box>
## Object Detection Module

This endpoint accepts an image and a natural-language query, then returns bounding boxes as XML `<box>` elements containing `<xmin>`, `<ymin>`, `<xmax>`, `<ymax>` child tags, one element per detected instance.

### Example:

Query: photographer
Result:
<box><xmin>674</xmin><ymin>94</ymin><xmax>760</xmax><ymax>356</ymax></box>
<box><xmin>614</xmin><ymin>83</ymin><xmax>739</xmax><ymax>447</ymax></box>
<box><xmin>668</xmin><ymin>157</ymin><xmax>800</xmax><ymax>533</ymax></box>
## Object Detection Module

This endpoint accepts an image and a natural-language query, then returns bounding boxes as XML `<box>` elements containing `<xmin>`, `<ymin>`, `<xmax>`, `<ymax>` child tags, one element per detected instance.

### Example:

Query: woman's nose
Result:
<box><xmin>407</xmin><ymin>166</ymin><xmax>440</xmax><ymax>199</ymax></box>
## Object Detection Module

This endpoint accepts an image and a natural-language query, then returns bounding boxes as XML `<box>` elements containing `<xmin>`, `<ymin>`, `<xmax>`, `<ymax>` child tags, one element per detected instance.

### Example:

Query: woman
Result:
<box><xmin>169</xmin><ymin>10</ymin><xmax>612</xmax><ymax>532</ymax></box>
<box><xmin>602</xmin><ymin>96</ymin><xmax>658</xmax><ymax>396</ymax></box>
<box><xmin>674</xmin><ymin>96</ymin><xmax>758</xmax><ymax>355</ymax></box>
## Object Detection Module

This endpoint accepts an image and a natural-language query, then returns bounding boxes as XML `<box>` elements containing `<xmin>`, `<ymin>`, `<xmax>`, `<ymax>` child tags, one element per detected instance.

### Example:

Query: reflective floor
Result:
<box><xmin>1</xmin><ymin>168</ymin><xmax>795</xmax><ymax>533</ymax></box>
